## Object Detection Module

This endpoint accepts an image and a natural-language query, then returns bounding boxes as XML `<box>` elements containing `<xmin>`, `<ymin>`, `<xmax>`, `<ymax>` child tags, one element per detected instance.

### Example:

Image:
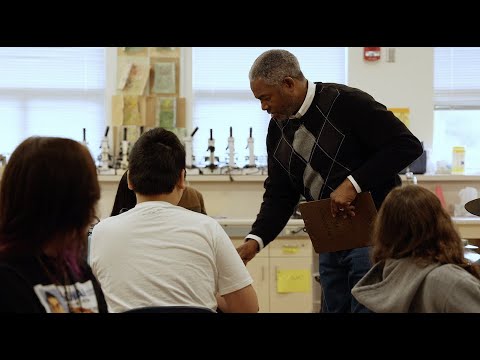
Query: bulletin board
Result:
<box><xmin>111</xmin><ymin>47</ymin><xmax>186</xmax><ymax>156</ymax></box>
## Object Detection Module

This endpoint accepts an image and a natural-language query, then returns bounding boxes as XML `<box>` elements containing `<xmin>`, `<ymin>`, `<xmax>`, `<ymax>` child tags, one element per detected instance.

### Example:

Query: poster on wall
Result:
<box><xmin>117</xmin><ymin>56</ymin><xmax>150</xmax><ymax>96</ymax></box>
<box><xmin>152</xmin><ymin>61</ymin><xmax>176</xmax><ymax>94</ymax></box>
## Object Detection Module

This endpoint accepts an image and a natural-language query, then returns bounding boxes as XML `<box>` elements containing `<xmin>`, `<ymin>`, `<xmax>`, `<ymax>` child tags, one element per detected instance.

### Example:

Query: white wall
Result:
<box><xmin>99</xmin><ymin>47</ymin><xmax>437</xmax><ymax>219</ymax></box>
<box><xmin>97</xmin><ymin>179</ymin><xmax>266</xmax><ymax>220</ymax></box>
<box><xmin>105</xmin><ymin>47</ymin><xmax>434</xmax><ymax>148</ymax></box>
<box><xmin>348</xmin><ymin>47</ymin><xmax>434</xmax><ymax>149</ymax></box>
<box><xmin>105</xmin><ymin>47</ymin><xmax>117</xmax><ymax>146</ymax></box>
<box><xmin>181</xmin><ymin>47</ymin><xmax>193</xmax><ymax>131</ymax></box>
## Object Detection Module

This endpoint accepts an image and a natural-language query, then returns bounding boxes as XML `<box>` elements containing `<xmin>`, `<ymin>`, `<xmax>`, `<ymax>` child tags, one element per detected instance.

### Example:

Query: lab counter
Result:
<box><xmin>452</xmin><ymin>217</ymin><xmax>480</xmax><ymax>239</ymax></box>
<box><xmin>216</xmin><ymin>217</ymin><xmax>480</xmax><ymax>240</ymax></box>
<box><xmin>216</xmin><ymin>218</ymin><xmax>306</xmax><ymax>238</ymax></box>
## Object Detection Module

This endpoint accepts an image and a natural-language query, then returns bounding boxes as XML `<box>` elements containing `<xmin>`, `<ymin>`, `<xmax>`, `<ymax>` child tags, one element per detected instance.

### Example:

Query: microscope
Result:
<box><xmin>242</xmin><ymin>127</ymin><xmax>260</xmax><ymax>175</ymax></box>
<box><xmin>97</xmin><ymin>126</ymin><xmax>115</xmax><ymax>174</ymax></box>
<box><xmin>82</xmin><ymin>128</ymin><xmax>96</xmax><ymax>166</ymax></box>
<box><xmin>185</xmin><ymin>127</ymin><xmax>201</xmax><ymax>175</ymax></box>
<box><xmin>118</xmin><ymin>127</ymin><xmax>130</xmax><ymax>171</ymax></box>
<box><xmin>82</xmin><ymin>128</ymin><xmax>88</xmax><ymax>148</ymax></box>
<box><xmin>222</xmin><ymin>126</ymin><xmax>242</xmax><ymax>175</ymax></box>
<box><xmin>204</xmin><ymin>129</ymin><xmax>220</xmax><ymax>174</ymax></box>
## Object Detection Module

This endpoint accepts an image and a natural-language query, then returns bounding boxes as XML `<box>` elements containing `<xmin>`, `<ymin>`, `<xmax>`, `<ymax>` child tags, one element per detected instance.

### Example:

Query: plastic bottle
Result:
<box><xmin>451</xmin><ymin>146</ymin><xmax>465</xmax><ymax>174</ymax></box>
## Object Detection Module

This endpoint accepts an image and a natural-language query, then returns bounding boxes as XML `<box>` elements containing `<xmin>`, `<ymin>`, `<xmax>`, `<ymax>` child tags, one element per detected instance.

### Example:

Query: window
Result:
<box><xmin>433</xmin><ymin>47</ymin><xmax>480</xmax><ymax>173</ymax></box>
<box><xmin>192</xmin><ymin>47</ymin><xmax>346</xmax><ymax>167</ymax></box>
<box><xmin>0</xmin><ymin>47</ymin><xmax>106</xmax><ymax>161</ymax></box>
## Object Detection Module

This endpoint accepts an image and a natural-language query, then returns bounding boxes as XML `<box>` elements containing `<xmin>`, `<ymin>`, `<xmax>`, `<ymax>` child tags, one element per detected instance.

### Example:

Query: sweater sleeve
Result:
<box><xmin>346</xmin><ymin>92</ymin><xmax>423</xmax><ymax>192</ymax></box>
<box><xmin>249</xmin><ymin>123</ymin><xmax>300</xmax><ymax>247</ymax></box>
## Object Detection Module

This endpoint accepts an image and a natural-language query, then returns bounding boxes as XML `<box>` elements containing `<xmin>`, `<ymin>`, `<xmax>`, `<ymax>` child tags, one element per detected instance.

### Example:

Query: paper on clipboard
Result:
<box><xmin>298</xmin><ymin>192</ymin><xmax>377</xmax><ymax>254</ymax></box>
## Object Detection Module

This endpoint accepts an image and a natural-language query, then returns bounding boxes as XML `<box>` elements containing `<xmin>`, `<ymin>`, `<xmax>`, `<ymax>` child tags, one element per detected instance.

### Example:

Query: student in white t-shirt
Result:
<box><xmin>89</xmin><ymin>128</ymin><xmax>258</xmax><ymax>313</ymax></box>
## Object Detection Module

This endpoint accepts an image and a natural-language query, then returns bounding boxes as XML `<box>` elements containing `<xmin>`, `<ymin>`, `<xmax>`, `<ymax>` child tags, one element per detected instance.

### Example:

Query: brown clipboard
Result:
<box><xmin>298</xmin><ymin>192</ymin><xmax>377</xmax><ymax>254</ymax></box>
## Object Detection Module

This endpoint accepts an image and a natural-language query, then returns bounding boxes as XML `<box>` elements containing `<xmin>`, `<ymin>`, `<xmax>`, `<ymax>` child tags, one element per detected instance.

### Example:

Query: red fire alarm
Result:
<box><xmin>364</xmin><ymin>47</ymin><xmax>381</xmax><ymax>61</ymax></box>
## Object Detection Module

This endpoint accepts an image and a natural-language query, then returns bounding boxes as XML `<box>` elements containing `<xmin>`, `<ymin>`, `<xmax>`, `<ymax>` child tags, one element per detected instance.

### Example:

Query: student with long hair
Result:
<box><xmin>352</xmin><ymin>185</ymin><xmax>480</xmax><ymax>312</ymax></box>
<box><xmin>0</xmin><ymin>137</ymin><xmax>108</xmax><ymax>313</ymax></box>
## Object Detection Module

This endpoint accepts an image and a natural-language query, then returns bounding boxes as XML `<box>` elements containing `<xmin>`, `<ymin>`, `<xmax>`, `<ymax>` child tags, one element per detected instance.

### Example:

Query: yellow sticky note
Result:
<box><xmin>282</xmin><ymin>246</ymin><xmax>299</xmax><ymax>255</ymax></box>
<box><xmin>276</xmin><ymin>269</ymin><xmax>311</xmax><ymax>293</ymax></box>
<box><xmin>388</xmin><ymin>107</ymin><xmax>410</xmax><ymax>128</ymax></box>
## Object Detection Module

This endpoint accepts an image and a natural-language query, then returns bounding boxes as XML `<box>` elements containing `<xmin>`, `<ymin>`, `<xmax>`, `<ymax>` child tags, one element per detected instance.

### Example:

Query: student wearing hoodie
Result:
<box><xmin>352</xmin><ymin>185</ymin><xmax>480</xmax><ymax>313</ymax></box>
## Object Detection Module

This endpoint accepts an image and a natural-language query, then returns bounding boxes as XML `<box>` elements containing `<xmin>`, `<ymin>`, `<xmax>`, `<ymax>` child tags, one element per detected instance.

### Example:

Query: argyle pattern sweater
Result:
<box><xmin>250</xmin><ymin>82</ymin><xmax>423</xmax><ymax>247</ymax></box>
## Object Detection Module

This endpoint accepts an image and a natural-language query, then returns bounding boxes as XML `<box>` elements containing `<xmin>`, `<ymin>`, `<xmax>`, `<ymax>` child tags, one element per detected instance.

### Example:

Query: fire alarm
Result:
<box><xmin>364</xmin><ymin>47</ymin><xmax>381</xmax><ymax>61</ymax></box>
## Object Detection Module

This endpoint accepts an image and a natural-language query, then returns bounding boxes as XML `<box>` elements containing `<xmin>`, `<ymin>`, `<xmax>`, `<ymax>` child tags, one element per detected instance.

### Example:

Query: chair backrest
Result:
<box><xmin>123</xmin><ymin>306</ymin><xmax>216</xmax><ymax>314</ymax></box>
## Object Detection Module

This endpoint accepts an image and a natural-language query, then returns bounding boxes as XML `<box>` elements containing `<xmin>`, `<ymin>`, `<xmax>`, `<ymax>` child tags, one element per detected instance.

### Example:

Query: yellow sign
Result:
<box><xmin>276</xmin><ymin>269</ymin><xmax>311</xmax><ymax>293</ymax></box>
<box><xmin>282</xmin><ymin>246</ymin><xmax>299</xmax><ymax>255</ymax></box>
<box><xmin>388</xmin><ymin>107</ymin><xmax>410</xmax><ymax>128</ymax></box>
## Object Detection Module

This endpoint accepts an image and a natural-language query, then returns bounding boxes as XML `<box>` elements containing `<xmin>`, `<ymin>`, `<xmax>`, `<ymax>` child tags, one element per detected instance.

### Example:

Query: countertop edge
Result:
<box><xmin>98</xmin><ymin>174</ymin><xmax>480</xmax><ymax>183</ymax></box>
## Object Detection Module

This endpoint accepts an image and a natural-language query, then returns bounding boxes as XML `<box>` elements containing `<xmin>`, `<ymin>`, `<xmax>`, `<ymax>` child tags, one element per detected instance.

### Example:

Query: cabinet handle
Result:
<box><xmin>261</xmin><ymin>266</ymin><xmax>265</xmax><ymax>281</ymax></box>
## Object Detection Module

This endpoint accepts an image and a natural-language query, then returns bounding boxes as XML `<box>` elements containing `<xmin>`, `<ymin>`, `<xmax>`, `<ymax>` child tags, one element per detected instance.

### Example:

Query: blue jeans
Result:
<box><xmin>318</xmin><ymin>246</ymin><xmax>372</xmax><ymax>313</ymax></box>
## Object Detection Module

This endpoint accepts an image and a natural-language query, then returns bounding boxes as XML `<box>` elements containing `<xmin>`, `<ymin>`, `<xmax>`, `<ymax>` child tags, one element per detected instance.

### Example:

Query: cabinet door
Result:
<box><xmin>269</xmin><ymin>257</ymin><xmax>313</xmax><ymax>313</ymax></box>
<box><xmin>231</xmin><ymin>239</ymin><xmax>269</xmax><ymax>312</ymax></box>
<box><xmin>245</xmin><ymin>256</ymin><xmax>269</xmax><ymax>312</ymax></box>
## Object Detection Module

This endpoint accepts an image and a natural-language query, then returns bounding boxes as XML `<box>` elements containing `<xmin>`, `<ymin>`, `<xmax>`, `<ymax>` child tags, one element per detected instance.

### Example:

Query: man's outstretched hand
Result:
<box><xmin>236</xmin><ymin>239</ymin><xmax>259</xmax><ymax>265</ymax></box>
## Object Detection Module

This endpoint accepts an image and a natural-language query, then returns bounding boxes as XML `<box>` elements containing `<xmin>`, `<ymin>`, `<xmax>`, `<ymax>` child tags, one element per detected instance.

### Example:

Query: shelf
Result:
<box><xmin>216</xmin><ymin>218</ymin><xmax>305</xmax><ymax>227</ymax></box>
<box><xmin>187</xmin><ymin>175</ymin><xmax>267</xmax><ymax>182</ymax></box>
<box><xmin>97</xmin><ymin>173</ymin><xmax>480</xmax><ymax>184</ymax></box>
<box><xmin>97</xmin><ymin>174</ymin><xmax>124</xmax><ymax>183</ymax></box>
<box><xmin>453</xmin><ymin>216</ymin><xmax>480</xmax><ymax>225</ymax></box>
<box><xmin>400</xmin><ymin>174</ymin><xmax>480</xmax><ymax>181</ymax></box>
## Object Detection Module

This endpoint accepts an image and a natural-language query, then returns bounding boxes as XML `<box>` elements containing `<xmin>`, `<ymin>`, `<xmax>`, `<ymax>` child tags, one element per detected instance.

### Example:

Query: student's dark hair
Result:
<box><xmin>110</xmin><ymin>171</ymin><xmax>136</xmax><ymax>216</ymax></box>
<box><xmin>372</xmin><ymin>185</ymin><xmax>480</xmax><ymax>279</ymax></box>
<box><xmin>0</xmin><ymin>137</ymin><xmax>100</xmax><ymax>277</ymax></box>
<box><xmin>128</xmin><ymin>128</ymin><xmax>186</xmax><ymax>195</ymax></box>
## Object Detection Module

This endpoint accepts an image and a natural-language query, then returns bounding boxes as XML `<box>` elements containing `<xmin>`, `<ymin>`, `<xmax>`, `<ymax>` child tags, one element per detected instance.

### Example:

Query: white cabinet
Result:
<box><xmin>231</xmin><ymin>237</ymin><xmax>313</xmax><ymax>313</ymax></box>
<box><xmin>268</xmin><ymin>238</ymin><xmax>313</xmax><ymax>313</ymax></box>
<box><xmin>244</xmin><ymin>256</ymin><xmax>270</xmax><ymax>312</ymax></box>
<box><xmin>231</xmin><ymin>239</ymin><xmax>270</xmax><ymax>312</ymax></box>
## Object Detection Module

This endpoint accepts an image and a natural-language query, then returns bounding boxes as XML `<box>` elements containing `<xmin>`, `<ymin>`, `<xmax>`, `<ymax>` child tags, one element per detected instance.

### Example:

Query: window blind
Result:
<box><xmin>192</xmin><ymin>47</ymin><xmax>346</xmax><ymax>166</ymax></box>
<box><xmin>0</xmin><ymin>47</ymin><xmax>106</xmax><ymax>159</ymax></box>
<box><xmin>434</xmin><ymin>47</ymin><xmax>480</xmax><ymax>109</ymax></box>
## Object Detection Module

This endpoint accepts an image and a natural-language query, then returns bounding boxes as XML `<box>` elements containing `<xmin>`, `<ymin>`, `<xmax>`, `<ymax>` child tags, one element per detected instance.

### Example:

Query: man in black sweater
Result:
<box><xmin>237</xmin><ymin>49</ymin><xmax>423</xmax><ymax>313</ymax></box>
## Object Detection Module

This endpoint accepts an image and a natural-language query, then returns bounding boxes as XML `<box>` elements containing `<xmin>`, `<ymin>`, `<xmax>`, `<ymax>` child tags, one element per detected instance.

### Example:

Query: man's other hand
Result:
<box><xmin>236</xmin><ymin>239</ymin><xmax>259</xmax><ymax>265</ymax></box>
<box><xmin>330</xmin><ymin>179</ymin><xmax>357</xmax><ymax>218</ymax></box>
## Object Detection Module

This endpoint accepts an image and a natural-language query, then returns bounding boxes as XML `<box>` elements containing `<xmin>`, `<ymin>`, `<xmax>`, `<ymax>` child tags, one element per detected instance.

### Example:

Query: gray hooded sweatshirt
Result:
<box><xmin>351</xmin><ymin>258</ymin><xmax>480</xmax><ymax>313</ymax></box>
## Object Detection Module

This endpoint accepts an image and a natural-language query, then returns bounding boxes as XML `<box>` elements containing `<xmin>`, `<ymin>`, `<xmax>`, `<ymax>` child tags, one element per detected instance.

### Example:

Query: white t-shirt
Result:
<box><xmin>89</xmin><ymin>201</ymin><xmax>252</xmax><ymax>313</ymax></box>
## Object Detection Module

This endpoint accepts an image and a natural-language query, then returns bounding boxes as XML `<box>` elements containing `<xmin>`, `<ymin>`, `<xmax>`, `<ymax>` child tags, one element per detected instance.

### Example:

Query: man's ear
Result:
<box><xmin>177</xmin><ymin>169</ymin><xmax>187</xmax><ymax>190</ymax></box>
<box><xmin>282</xmin><ymin>77</ymin><xmax>295</xmax><ymax>89</ymax></box>
<box><xmin>126</xmin><ymin>171</ymin><xmax>134</xmax><ymax>190</ymax></box>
